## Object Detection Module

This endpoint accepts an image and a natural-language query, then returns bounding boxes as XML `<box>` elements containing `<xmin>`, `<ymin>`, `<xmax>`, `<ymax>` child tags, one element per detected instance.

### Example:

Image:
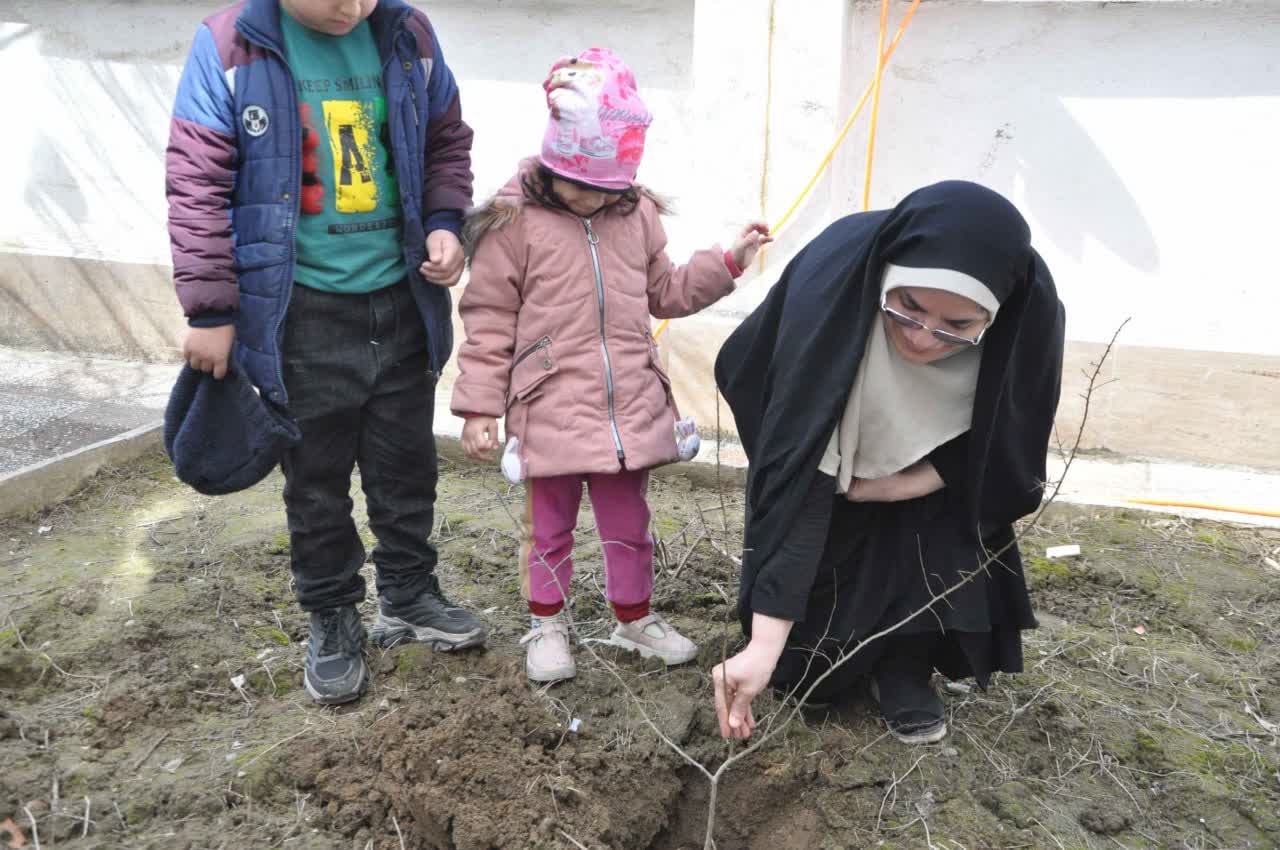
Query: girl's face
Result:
<box><xmin>281</xmin><ymin>0</ymin><xmax>377</xmax><ymax>35</ymax></box>
<box><xmin>882</xmin><ymin>286</ymin><xmax>990</xmax><ymax>365</ymax></box>
<box><xmin>551</xmin><ymin>177</ymin><xmax>622</xmax><ymax>218</ymax></box>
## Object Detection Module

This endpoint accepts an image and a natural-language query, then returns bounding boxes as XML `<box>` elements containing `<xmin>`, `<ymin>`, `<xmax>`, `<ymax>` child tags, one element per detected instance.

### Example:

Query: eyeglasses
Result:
<box><xmin>880</xmin><ymin>293</ymin><xmax>992</xmax><ymax>347</ymax></box>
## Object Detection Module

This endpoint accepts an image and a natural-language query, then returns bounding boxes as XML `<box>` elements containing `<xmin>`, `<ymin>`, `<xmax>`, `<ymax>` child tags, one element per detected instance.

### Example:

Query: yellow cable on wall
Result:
<box><xmin>654</xmin><ymin>0</ymin><xmax>923</xmax><ymax>341</ymax></box>
<box><xmin>863</xmin><ymin>0</ymin><xmax>892</xmax><ymax>212</ymax></box>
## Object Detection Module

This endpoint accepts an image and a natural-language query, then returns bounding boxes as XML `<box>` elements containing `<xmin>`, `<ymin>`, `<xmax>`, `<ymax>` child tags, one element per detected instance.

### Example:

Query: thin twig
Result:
<box><xmin>876</xmin><ymin>753</ymin><xmax>928</xmax><ymax>832</ymax></box>
<box><xmin>391</xmin><ymin>815</ymin><xmax>406</xmax><ymax>850</ymax></box>
<box><xmin>670</xmin><ymin>532</ymin><xmax>707</xmax><ymax>579</ymax></box>
<box><xmin>241</xmin><ymin>728</ymin><xmax>309</xmax><ymax>768</ymax></box>
<box><xmin>22</xmin><ymin>806</ymin><xmax>41</xmax><ymax>850</ymax></box>
<box><xmin>50</xmin><ymin>776</ymin><xmax>57</xmax><ymax>850</ymax></box>
<box><xmin>558</xmin><ymin>829</ymin><xmax>590</xmax><ymax>850</ymax></box>
<box><xmin>129</xmin><ymin>731</ymin><xmax>171</xmax><ymax>771</ymax></box>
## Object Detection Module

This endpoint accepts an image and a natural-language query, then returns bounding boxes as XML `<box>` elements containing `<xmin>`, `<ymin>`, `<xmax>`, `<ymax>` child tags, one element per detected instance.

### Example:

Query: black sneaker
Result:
<box><xmin>870</xmin><ymin>666</ymin><xmax>947</xmax><ymax>745</ymax></box>
<box><xmin>303</xmin><ymin>605</ymin><xmax>369</xmax><ymax>705</ymax></box>
<box><xmin>368</xmin><ymin>576</ymin><xmax>487</xmax><ymax>651</ymax></box>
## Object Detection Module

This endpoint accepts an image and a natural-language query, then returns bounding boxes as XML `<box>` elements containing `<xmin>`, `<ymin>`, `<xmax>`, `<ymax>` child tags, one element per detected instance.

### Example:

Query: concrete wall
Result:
<box><xmin>3</xmin><ymin>0</ymin><xmax>1278</xmax><ymax>469</ymax></box>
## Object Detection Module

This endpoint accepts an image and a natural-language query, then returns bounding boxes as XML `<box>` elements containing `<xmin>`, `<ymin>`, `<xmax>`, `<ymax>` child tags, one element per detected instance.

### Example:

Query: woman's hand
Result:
<box><xmin>846</xmin><ymin>461</ymin><xmax>945</xmax><ymax>503</ymax></box>
<box><xmin>712</xmin><ymin>614</ymin><xmax>792</xmax><ymax>740</ymax></box>
<box><xmin>730</xmin><ymin>221</ymin><xmax>773</xmax><ymax>271</ymax></box>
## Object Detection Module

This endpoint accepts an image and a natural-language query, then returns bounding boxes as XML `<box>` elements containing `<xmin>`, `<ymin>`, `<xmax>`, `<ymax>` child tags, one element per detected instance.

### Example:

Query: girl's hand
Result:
<box><xmin>730</xmin><ymin>221</ymin><xmax>773</xmax><ymax>271</ymax></box>
<box><xmin>462</xmin><ymin>417</ymin><xmax>501</xmax><ymax>461</ymax></box>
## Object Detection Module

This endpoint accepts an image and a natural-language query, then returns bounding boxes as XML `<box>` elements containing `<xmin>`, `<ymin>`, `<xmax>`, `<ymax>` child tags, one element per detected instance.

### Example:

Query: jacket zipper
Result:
<box><xmin>583</xmin><ymin>218</ymin><xmax>626</xmax><ymax>463</ymax></box>
<box><xmin>236</xmin><ymin>21</ymin><xmax>302</xmax><ymax>406</ymax></box>
<box><xmin>387</xmin><ymin>18</ymin><xmax>437</xmax><ymax>372</ymax></box>
<box><xmin>511</xmin><ymin>335</ymin><xmax>551</xmax><ymax>370</ymax></box>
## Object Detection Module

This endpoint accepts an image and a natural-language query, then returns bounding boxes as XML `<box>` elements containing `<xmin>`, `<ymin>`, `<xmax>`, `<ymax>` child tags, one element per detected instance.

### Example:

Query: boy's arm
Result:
<box><xmin>450</xmin><ymin>228</ymin><xmax>522</xmax><ymax>419</ymax></box>
<box><xmin>645</xmin><ymin>208</ymin><xmax>738</xmax><ymax>320</ymax></box>
<box><xmin>413</xmin><ymin>13</ymin><xmax>475</xmax><ymax>238</ymax></box>
<box><xmin>166</xmin><ymin>24</ymin><xmax>239</xmax><ymax>326</ymax></box>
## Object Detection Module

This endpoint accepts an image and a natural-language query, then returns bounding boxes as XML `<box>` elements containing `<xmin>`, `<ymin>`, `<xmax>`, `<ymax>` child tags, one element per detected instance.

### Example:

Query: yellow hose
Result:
<box><xmin>770</xmin><ymin>0</ymin><xmax>921</xmax><ymax>237</ymax></box>
<box><xmin>863</xmin><ymin>0</ymin><xmax>892</xmax><ymax>212</ymax></box>
<box><xmin>1125</xmin><ymin>499</ymin><xmax>1280</xmax><ymax>520</ymax></box>
<box><xmin>653</xmin><ymin>0</ymin><xmax>922</xmax><ymax>341</ymax></box>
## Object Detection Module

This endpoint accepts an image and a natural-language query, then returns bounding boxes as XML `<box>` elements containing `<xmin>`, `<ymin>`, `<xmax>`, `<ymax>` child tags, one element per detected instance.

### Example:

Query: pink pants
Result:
<box><xmin>520</xmin><ymin>469</ymin><xmax>653</xmax><ymax>610</ymax></box>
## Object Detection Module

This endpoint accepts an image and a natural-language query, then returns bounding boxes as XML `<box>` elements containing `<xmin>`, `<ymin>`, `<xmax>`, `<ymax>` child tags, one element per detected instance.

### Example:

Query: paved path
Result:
<box><xmin>1</xmin><ymin>345</ymin><xmax>1276</xmax><ymax>528</ymax></box>
<box><xmin>0</xmin><ymin>346</ymin><xmax>174</xmax><ymax>476</ymax></box>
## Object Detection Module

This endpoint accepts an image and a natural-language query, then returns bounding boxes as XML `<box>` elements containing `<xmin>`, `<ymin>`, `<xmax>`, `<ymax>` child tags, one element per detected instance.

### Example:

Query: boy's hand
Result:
<box><xmin>730</xmin><ymin>221</ymin><xmax>773</xmax><ymax>271</ymax></box>
<box><xmin>421</xmin><ymin>230</ymin><xmax>465</xmax><ymax>287</ymax></box>
<box><xmin>462</xmin><ymin>416</ymin><xmax>501</xmax><ymax>461</ymax></box>
<box><xmin>183</xmin><ymin>325</ymin><xmax>235</xmax><ymax>380</ymax></box>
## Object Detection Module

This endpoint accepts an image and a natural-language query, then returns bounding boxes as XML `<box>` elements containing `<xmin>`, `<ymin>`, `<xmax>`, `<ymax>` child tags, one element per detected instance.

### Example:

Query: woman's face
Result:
<box><xmin>883</xmin><ymin>286</ymin><xmax>991</xmax><ymax>365</ymax></box>
<box><xmin>551</xmin><ymin>177</ymin><xmax>622</xmax><ymax>217</ymax></box>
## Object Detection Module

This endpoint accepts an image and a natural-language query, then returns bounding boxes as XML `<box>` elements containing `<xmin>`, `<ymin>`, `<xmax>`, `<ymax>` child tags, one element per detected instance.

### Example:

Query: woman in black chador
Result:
<box><xmin>711</xmin><ymin>181</ymin><xmax>1065</xmax><ymax>744</ymax></box>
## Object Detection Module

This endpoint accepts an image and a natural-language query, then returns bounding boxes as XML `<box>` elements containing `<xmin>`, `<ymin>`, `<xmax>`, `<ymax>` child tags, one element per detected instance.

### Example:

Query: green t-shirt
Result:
<box><xmin>281</xmin><ymin>12</ymin><xmax>403</xmax><ymax>293</ymax></box>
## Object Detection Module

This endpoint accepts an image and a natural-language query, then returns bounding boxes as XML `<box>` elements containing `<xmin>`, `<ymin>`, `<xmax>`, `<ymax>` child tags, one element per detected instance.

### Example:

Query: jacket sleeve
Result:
<box><xmin>451</xmin><ymin>227</ymin><xmax>522</xmax><ymax>419</ymax></box>
<box><xmin>644</xmin><ymin>207</ymin><xmax>735</xmax><ymax>320</ymax></box>
<box><xmin>166</xmin><ymin>24</ymin><xmax>239</xmax><ymax>325</ymax></box>
<box><xmin>745</xmin><ymin>470</ymin><xmax>835</xmax><ymax>625</ymax></box>
<box><xmin>415</xmin><ymin>13</ymin><xmax>475</xmax><ymax>238</ymax></box>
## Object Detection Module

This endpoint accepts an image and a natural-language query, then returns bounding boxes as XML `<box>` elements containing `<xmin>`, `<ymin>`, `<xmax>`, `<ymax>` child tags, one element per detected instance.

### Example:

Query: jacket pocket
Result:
<box><xmin>646</xmin><ymin>332</ymin><xmax>680</xmax><ymax>417</ymax></box>
<box><xmin>508</xmin><ymin>336</ymin><xmax>558</xmax><ymax>404</ymax></box>
<box><xmin>233</xmin><ymin>240</ymin><xmax>289</xmax><ymax>273</ymax></box>
<box><xmin>505</xmin><ymin>337</ymin><xmax>559</xmax><ymax>474</ymax></box>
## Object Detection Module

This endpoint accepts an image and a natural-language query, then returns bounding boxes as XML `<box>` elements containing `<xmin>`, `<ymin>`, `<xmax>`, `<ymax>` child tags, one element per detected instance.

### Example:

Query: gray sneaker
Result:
<box><xmin>368</xmin><ymin>576</ymin><xmax>487</xmax><ymax>651</ymax></box>
<box><xmin>303</xmin><ymin>605</ymin><xmax>369</xmax><ymax>705</ymax></box>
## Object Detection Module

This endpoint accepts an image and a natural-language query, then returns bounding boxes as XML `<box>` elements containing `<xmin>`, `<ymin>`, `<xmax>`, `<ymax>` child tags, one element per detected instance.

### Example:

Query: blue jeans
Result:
<box><xmin>279</xmin><ymin>281</ymin><xmax>439</xmax><ymax>611</ymax></box>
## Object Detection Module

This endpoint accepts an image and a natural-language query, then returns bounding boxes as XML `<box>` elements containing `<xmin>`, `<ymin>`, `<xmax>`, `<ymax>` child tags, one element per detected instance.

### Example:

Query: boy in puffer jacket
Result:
<box><xmin>167</xmin><ymin>0</ymin><xmax>487</xmax><ymax>705</ymax></box>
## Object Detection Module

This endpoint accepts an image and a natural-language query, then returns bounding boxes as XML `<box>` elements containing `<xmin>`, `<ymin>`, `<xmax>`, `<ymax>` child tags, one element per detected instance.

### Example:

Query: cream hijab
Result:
<box><xmin>818</xmin><ymin>263</ymin><xmax>1001</xmax><ymax>493</ymax></box>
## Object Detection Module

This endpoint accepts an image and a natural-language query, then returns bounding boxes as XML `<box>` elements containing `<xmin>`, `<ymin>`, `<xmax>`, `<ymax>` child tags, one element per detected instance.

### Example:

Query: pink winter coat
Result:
<box><xmin>451</xmin><ymin>160</ymin><xmax>736</xmax><ymax>478</ymax></box>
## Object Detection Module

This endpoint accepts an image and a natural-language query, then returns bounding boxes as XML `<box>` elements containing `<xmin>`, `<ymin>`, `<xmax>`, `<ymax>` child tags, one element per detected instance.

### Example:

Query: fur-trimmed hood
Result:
<box><xmin>462</xmin><ymin>158</ymin><xmax>673</xmax><ymax>255</ymax></box>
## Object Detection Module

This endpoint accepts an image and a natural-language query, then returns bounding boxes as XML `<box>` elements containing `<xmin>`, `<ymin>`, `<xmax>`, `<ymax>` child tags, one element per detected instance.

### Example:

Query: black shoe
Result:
<box><xmin>769</xmin><ymin>681</ymin><xmax>835</xmax><ymax>712</ymax></box>
<box><xmin>304</xmin><ymin>605</ymin><xmax>369</xmax><ymax>705</ymax></box>
<box><xmin>870</xmin><ymin>666</ymin><xmax>947</xmax><ymax>745</ymax></box>
<box><xmin>368</xmin><ymin>576</ymin><xmax>487</xmax><ymax>651</ymax></box>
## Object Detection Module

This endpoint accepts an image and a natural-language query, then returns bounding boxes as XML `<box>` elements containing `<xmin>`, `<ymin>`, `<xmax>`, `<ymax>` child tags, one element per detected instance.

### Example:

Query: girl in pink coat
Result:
<box><xmin>453</xmin><ymin>48</ymin><xmax>770</xmax><ymax>683</ymax></box>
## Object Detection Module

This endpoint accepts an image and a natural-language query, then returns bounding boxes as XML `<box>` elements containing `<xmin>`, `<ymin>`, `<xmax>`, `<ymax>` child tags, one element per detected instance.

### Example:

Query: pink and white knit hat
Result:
<box><xmin>539</xmin><ymin>48</ymin><xmax>653</xmax><ymax>191</ymax></box>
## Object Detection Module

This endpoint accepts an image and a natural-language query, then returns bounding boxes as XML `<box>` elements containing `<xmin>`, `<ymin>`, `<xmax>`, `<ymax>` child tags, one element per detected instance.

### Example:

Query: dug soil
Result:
<box><xmin>1</xmin><ymin>451</ymin><xmax>1277</xmax><ymax>849</ymax></box>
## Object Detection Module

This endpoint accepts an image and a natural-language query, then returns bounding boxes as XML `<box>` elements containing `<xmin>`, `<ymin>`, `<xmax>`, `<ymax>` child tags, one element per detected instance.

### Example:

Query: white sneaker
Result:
<box><xmin>610</xmin><ymin>613</ymin><xmax>698</xmax><ymax>665</ymax></box>
<box><xmin>520</xmin><ymin>614</ymin><xmax>576</xmax><ymax>683</ymax></box>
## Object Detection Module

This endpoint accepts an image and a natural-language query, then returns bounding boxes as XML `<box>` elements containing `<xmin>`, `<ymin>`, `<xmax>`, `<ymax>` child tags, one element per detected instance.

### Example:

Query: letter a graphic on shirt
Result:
<box><xmin>337</xmin><ymin>126</ymin><xmax>369</xmax><ymax>185</ymax></box>
<box><xmin>324</xmin><ymin>100</ymin><xmax>378</xmax><ymax>213</ymax></box>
